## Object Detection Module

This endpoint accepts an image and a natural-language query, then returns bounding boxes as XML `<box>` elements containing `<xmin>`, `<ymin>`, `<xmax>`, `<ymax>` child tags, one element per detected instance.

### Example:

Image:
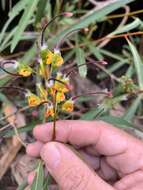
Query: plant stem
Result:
<box><xmin>52</xmin><ymin>91</ymin><xmax>57</xmax><ymax>141</ymax></box>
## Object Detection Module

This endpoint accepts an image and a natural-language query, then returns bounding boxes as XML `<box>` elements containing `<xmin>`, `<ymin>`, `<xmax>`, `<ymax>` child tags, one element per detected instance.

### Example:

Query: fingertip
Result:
<box><xmin>33</xmin><ymin>125</ymin><xmax>42</xmax><ymax>138</ymax></box>
<box><xmin>33</xmin><ymin>123</ymin><xmax>53</xmax><ymax>142</ymax></box>
<box><xmin>40</xmin><ymin>142</ymin><xmax>61</xmax><ymax>166</ymax></box>
<box><xmin>26</xmin><ymin>141</ymin><xmax>43</xmax><ymax>157</ymax></box>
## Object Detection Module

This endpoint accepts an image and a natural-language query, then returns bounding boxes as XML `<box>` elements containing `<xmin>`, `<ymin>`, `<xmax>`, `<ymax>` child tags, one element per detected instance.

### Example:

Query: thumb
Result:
<box><xmin>40</xmin><ymin>142</ymin><xmax>114</xmax><ymax>190</ymax></box>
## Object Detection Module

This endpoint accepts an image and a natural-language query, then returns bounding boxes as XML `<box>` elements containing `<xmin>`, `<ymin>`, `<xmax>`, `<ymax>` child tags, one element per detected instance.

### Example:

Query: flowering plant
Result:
<box><xmin>0</xmin><ymin>13</ymin><xmax>111</xmax><ymax>143</ymax></box>
<box><xmin>0</xmin><ymin>13</ymin><xmax>112</xmax><ymax>189</ymax></box>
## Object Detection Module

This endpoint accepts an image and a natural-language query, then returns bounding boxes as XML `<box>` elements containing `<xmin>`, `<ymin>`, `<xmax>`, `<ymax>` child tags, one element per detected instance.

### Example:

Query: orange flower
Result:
<box><xmin>26</xmin><ymin>92</ymin><xmax>41</xmax><ymax>107</ymax></box>
<box><xmin>18</xmin><ymin>64</ymin><xmax>32</xmax><ymax>77</ymax></box>
<box><xmin>45</xmin><ymin>105</ymin><xmax>55</xmax><ymax>117</ymax></box>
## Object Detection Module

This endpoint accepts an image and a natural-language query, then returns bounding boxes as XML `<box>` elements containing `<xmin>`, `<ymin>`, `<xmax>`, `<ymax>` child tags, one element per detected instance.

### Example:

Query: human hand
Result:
<box><xmin>26</xmin><ymin>120</ymin><xmax>143</xmax><ymax>190</ymax></box>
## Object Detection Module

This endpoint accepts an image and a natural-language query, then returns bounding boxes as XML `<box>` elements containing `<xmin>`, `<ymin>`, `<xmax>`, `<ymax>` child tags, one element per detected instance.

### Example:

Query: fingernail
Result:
<box><xmin>40</xmin><ymin>143</ymin><xmax>61</xmax><ymax>170</ymax></box>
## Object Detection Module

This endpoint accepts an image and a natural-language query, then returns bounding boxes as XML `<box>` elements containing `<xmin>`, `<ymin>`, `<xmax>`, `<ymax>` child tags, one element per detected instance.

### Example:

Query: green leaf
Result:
<box><xmin>43</xmin><ymin>175</ymin><xmax>52</xmax><ymax>190</ymax></box>
<box><xmin>100</xmin><ymin>49</ymin><xmax>125</xmax><ymax>61</ymax></box>
<box><xmin>76</xmin><ymin>48</ymin><xmax>87</xmax><ymax>78</ymax></box>
<box><xmin>80</xmin><ymin>105</ymin><xmax>105</xmax><ymax>120</ymax></box>
<box><xmin>100</xmin><ymin>115</ymin><xmax>135</xmax><ymax>129</ymax></box>
<box><xmin>0</xmin><ymin>75</ymin><xmax>11</xmax><ymax>87</ymax></box>
<box><xmin>35</xmin><ymin>0</ymin><xmax>48</xmax><ymax>24</ymax></box>
<box><xmin>111</xmin><ymin>18</ymin><xmax>142</xmax><ymax>36</ymax></box>
<box><xmin>0</xmin><ymin>0</ymin><xmax>29</xmax><ymax>44</ymax></box>
<box><xmin>88</xmin><ymin>44</ymin><xmax>104</xmax><ymax>60</ymax></box>
<box><xmin>0</xmin><ymin>27</ymin><xmax>17</xmax><ymax>51</ymax></box>
<box><xmin>8</xmin><ymin>0</ymin><xmax>29</xmax><ymax>18</ymax></box>
<box><xmin>31</xmin><ymin>160</ymin><xmax>44</xmax><ymax>190</ymax></box>
<box><xmin>124</xmin><ymin>95</ymin><xmax>142</xmax><ymax>121</ymax></box>
<box><xmin>127</xmin><ymin>39</ymin><xmax>143</xmax><ymax>90</ymax></box>
<box><xmin>11</xmin><ymin>0</ymin><xmax>39</xmax><ymax>52</ymax></box>
<box><xmin>49</xmin><ymin>0</ymin><xmax>134</xmax><ymax>45</ymax></box>
<box><xmin>18</xmin><ymin>179</ymin><xmax>28</xmax><ymax>190</ymax></box>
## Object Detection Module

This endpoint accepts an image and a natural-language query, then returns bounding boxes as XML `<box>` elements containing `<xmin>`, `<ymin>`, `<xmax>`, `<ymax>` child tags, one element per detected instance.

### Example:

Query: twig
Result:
<box><xmin>0</xmin><ymin>123</ymin><xmax>11</xmax><ymax>132</ymax></box>
<box><xmin>107</xmin><ymin>9</ymin><xmax>143</xmax><ymax>20</ymax></box>
<box><xmin>52</xmin><ymin>92</ymin><xmax>57</xmax><ymax>141</ymax></box>
<box><xmin>87</xmin><ymin>57</ymin><xmax>121</xmax><ymax>83</ymax></box>
<box><xmin>61</xmin><ymin>31</ymin><xmax>143</xmax><ymax>52</ymax></box>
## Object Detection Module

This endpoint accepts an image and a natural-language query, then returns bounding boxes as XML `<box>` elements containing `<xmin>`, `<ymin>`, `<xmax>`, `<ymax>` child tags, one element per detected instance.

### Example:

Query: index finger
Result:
<box><xmin>33</xmin><ymin>120</ymin><xmax>141</xmax><ymax>156</ymax></box>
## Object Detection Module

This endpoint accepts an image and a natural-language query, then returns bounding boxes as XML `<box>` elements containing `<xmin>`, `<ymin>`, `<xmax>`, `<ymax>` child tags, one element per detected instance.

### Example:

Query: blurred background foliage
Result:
<box><xmin>0</xmin><ymin>0</ymin><xmax>143</xmax><ymax>188</ymax></box>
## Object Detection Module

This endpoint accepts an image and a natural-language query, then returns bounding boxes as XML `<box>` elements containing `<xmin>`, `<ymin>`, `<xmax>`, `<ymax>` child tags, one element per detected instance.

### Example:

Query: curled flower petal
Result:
<box><xmin>26</xmin><ymin>92</ymin><xmax>41</xmax><ymax>107</ymax></box>
<box><xmin>45</xmin><ymin>104</ymin><xmax>55</xmax><ymax>118</ymax></box>
<box><xmin>40</xmin><ymin>49</ymin><xmax>53</xmax><ymax>65</ymax></box>
<box><xmin>56</xmin><ymin>92</ymin><xmax>65</xmax><ymax>103</ymax></box>
<box><xmin>52</xmin><ymin>53</ymin><xmax>64</xmax><ymax>67</ymax></box>
<box><xmin>62</xmin><ymin>99</ymin><xmax>74</xmax><ymax>112</ymax></box>
<box><xmin>18</xmin><ymin>64</ymin><xmax>32</xmax><ymax>77</ymax></box>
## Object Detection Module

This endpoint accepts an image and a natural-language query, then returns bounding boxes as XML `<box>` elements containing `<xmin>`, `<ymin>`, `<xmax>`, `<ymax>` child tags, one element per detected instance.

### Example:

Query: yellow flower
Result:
<box><xmin>46</xmin><ymin>50</ymin><xmax>54</xmax><ymax>65</ymax></box>
<box><xmin>56</xmin><ymin>92</ymin><xmax>65</xmax><ymax>103</ymax></box>
<box><xmin>45</xmin><ymin>105</ymin><xmax>55</xmax><ymax>118</ymax></box>
<box><xmin>52</xmin><ymin>53</ymin><xmax>64</xmax><ymax>67</ymax></box>
<box><xmin>54</xmin><ymin>82</ymin><xmax>69</xmax><ymax>93</ymax></box>
<box><xmin>62</xmin><ymin>99</ymin><xmax>74</xmax><ymax>112</ymax></box>
<box><xmin>26</xmin><ymin>92</ymin><xmax>41</xmax><ymax>107</ymax></box>
<box><xmin>40</xmin><ymin>49</ymin><xmax>54</xmax><ymax>65</ymax></box>
<box><xmin>18</xmin><ymin>64</ymin><xmax>32</xmax><ymax>77</ymax></box>
<box><xmin>54</xmin><ymin>73</ymin><xmax>70</xmax><ymax>93</ymax></box>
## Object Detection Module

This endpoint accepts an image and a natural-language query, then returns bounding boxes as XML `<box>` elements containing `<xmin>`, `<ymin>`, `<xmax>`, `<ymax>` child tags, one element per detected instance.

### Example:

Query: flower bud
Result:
<box><xmin>63</xmin><ymin>12</ymin><xmax>73</xmax><ymax>17</ymax></box>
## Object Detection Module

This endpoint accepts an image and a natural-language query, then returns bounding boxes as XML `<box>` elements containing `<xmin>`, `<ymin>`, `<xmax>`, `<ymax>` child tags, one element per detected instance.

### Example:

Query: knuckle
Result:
<box><xmin>59</xmin><ymin>165</ymin><xmax>90</xmax><ymax>190</ymax></box>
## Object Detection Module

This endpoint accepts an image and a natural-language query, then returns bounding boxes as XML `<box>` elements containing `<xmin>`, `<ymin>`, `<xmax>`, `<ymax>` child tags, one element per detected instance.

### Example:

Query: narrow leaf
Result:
<box><xmin>31</xmin><ymin>160</ymin><xmax>44</xmax><ymax>190</ymax></box>
<box><xmin>11</xmin><ymin>0</ymin><xmax>39</xmax><ymax>52</ymax></box>
<box><xmin>111</xmin><ymin>18</ymin><xmax>142</xmax><ymax>36</ymax></box>
<box><xmin>100</xmin><ymin>115</ymin><xmax>135</xmax><ymax>129</ymax></box>
<box><xmin>35</xmin><ymin>0</ymin><xmax>48</xmax><ymax>24</ymax></box>
<box><xmin>127</xmin><ymin>39</ymin><xmax>143</xmax><ymax>90</ymax></box>
<box><xmin>0</xmin><ymin>0</ymin><xmax>29</xmax><ymax>44</ymax></box>
<box><xmin>76</xmin><ymin>48</ymin><xmax>87</xmax><ymax>78</ymax></box>
<box><xmin>124</xmin><ymin>95</ymin><xmax>142</xmax><ymax>120</ymax></box>
<box><xmin>88</xmin><ymin>44</ymin><xmax>104</xmax><ymax>60</ymax></box>
<box><xmin>80</xmin><ymin>105</ymin><xmax>105</xmax><ymax>120</ymax></box>
<box><xmin>49</xmin><ymin>0</ymin><xmax>134</xmax><ymax>45</ymax></box>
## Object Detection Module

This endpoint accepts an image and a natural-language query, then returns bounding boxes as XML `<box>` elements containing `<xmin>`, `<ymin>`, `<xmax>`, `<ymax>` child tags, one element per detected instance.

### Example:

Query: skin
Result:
<box><xmin>26</xmin><ymin>120</ymin><xmax>143</xmax><ymax>190</ymax></box>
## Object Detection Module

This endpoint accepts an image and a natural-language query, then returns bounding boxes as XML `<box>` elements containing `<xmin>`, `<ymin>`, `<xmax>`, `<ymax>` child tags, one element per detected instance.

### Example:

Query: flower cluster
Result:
<box><xmin>0</xmin><ymin>12</ymin><xmax>111</xmax><ymax>142</ymax></box>
<box><xmin>17</xmin><ymin>47</ymin><xmax>74</xmax><ymax>119</ymax></box>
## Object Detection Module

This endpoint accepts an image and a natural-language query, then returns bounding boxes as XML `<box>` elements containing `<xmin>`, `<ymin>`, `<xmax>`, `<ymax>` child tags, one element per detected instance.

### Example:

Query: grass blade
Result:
<box><xmin>11</xmin><ymin>0</ymin><xmax>39</xmax><ymax>52</ymax></box>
